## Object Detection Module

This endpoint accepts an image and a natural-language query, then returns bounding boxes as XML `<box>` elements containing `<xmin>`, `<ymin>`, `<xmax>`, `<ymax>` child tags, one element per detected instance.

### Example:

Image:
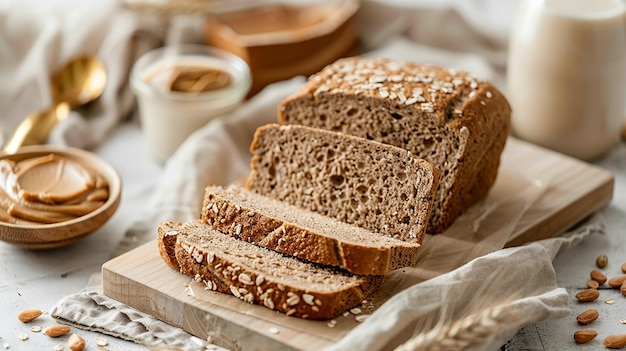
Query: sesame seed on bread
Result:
<box><xmin>158</xmin><ymin>220</ymin><xmax>383</xmax><ymax>320</ymax></box>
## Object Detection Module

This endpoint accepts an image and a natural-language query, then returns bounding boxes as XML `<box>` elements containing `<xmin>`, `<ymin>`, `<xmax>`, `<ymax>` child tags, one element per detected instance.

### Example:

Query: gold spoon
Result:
<box><xmin>2</xmin><ymin>56</ymin><xmax>107</xmax><ymax>154</ymax></box>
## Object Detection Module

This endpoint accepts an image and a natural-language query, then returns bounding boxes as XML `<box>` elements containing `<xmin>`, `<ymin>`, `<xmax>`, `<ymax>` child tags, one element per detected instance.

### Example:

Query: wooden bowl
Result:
<box><xmin>0</xmin><ymin>146</ymin><xmax>121</xmax><ymax>249</ymax></box>
<box><xmin>204</xmin><ymin>0</ymin><xmax>360</xmax><ymax>96</ymax></box>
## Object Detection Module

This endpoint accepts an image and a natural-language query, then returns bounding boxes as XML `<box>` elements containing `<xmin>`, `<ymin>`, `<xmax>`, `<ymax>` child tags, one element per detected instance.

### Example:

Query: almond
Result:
<box><xmin>621</xmin><ymin>262</ymin><xmax>626</xmax><ymax>274</ymax></box>
<box><xmin>67</xmin><ymin>333</ymin><xmax>85</xmax><ymax>351</ymax></box>
<box><xmin>608</xmin><ymin>275</ymin><xmax>626</xmax><ymax>288</ymax></box>
<box><xmin>587</xmin><ymin>279</ymin><xmax>600</xmax><ymax>289</ymax></box>
<box><xmin>17</xmin><ymin>309</ymin><xmax>43</xmax><ymax>323</ymax></box>
<box><xmin>604</xmin><ymin>334</ymin><xmax>626</xmax><ymax>348</ymax></box>
<box><xmin>576</xmin><ymin>288</ymin><xmax>600</xmax><ymax>302</ymax></box>
<box><xmin>590</xmin><ymin>269</ymin><xmax>607</xmax><ymax>285</ymax></box>
<box><xmin>621</xmin><ymin>282</ymin><xmax>626</xmax><ymax>297</ymax></box>
<box><xmin>577</xmin><ymin>309</ymin><xmax>599</xmax><ymax>325</ymax></box>
<box><xmin>574</xmin><ymin>329</ymin><xmax>598</xmax><ymax>344</ymax></box>
<box><xmin>43</xmin><ymin>324</ymin><xmax>71</xmax><ymax>338</ymax></box>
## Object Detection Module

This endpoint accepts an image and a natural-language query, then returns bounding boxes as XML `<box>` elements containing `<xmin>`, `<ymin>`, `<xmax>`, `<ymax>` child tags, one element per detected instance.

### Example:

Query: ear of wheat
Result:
<box><xmin>394</xmin><ymin>302</ymin><xmax>528</xmax><ymax>351</ymax></box>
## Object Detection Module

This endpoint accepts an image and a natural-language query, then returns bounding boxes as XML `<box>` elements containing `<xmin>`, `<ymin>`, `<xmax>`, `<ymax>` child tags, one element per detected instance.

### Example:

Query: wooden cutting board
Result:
<box><xmin>102</xmin><ymin>137</ymin><xmax>614</xmax><ymax>351</ymax></box>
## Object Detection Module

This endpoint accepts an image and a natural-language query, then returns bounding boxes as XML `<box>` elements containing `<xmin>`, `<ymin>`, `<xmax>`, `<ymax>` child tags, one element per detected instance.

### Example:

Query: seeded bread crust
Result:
<box><xmin>246</xmin><ymin>124</ymin><xmax>440</xmax><ymax>243</ymax></box>
<box><xmin>277</xmin><ymin>57</ymin><xmax>511</xmax><ymax>233</ymax></box>
<box><xmin>160</xmin><ymin>220</ymin><xmax>383</xmax><ymax>320</ymax></box>
<box><xmin>201</xmin><ymin>184</ymin><xmax>421</xmax><ymax>275</ymax></box>
<box><xmin>158</xmin><ymin>224</ymin><xmax>180</xmax><ymax>272</ymax></box>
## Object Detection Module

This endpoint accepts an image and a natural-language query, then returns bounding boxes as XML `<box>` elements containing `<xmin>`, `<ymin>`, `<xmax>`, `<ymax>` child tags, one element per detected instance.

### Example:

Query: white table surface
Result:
<box><xmin>2</xmin><ymin>117</ymin><xmax>626</xmax><ymax>350</ymax></box>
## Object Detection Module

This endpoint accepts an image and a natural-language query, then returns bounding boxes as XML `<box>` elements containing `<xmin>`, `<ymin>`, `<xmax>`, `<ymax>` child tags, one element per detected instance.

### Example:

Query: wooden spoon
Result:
<box><xmin>3</xmin><ymin>56</ymin><xmax>107</xmax><ymax>154</ymax></box>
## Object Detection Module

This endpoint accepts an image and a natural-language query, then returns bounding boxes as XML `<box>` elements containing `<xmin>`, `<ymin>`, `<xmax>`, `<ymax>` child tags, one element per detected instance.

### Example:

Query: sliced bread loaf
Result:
<box><xmin>277</xmin><ymin>57</ymin><xmax>511</xmax><ymax>233</ymax></box>
<box><xmin>158</xmin><ymin>220</ymin><xmax>383</xmax><ymax>320</ymax></box>
<box><xmin>246</xmin><ymin>123</ymin><xmax>440</xmax><ymax>243</ymax></box>
<box><xmin>201</xmin><ymin>184</ymin><xmax>421</xmax><ymax>275</ymax></box>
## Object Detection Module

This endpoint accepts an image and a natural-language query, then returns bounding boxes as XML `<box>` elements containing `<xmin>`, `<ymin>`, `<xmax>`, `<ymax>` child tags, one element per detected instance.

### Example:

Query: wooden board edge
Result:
<box><xmin>102</xmin><ymin>242</ymin><xmax>335</xmax><ymax>351</ymax></box>
<box><xmin>505</xmin><ymin>171</ymin><xmax>614</xmax><ymax>247</ymax></box>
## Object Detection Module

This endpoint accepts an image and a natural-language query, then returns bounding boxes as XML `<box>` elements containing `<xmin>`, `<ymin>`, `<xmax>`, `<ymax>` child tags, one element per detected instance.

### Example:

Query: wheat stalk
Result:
<box><xmin>394</xmin><ymin>302</ymin><xmax>528</xmax><ymax>351</ymax></box>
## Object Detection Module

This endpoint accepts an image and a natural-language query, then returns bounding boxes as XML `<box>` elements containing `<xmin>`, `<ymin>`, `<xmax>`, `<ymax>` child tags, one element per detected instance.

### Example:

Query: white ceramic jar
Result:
<box><xmin>507</xmin><ymin>0</ymin><xmax>626</xmax><ymax>160</ymax></box>
<box><xmin>131</xmin><ymin>44</ymin><xmax>251</xmax><ymax>163</ymax></box>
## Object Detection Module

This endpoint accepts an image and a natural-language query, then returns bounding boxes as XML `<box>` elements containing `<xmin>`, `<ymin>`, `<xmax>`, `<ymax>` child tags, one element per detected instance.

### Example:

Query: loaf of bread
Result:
<box><xmin>246</xmin><ymin>123</ymin><xmax>440</xmax><ymax>243</ymax></box>
<box><xmin>157</xmin><ymin>220</ymin><xmax>383</xmax><ymax>320</ymax></box>
<box><xmin>277</xmin><ymin>57</ymin><xmax>511</xmax><ymax>233</ymax></box>
<box><xmin>201</xmin><ymin>184</ymin><xmax>421</xmax><ymax>275</ymax></box>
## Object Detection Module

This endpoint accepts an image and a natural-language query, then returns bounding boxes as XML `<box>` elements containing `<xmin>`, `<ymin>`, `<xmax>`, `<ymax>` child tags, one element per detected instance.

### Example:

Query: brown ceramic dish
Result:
<box><xmin>0</xmin><ymin>146</ymin><xmax>121</xmax><ymax>249</ymax></box>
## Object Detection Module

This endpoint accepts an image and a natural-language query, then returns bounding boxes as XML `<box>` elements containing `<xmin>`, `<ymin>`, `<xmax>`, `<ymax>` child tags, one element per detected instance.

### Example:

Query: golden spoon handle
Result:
<box><xmin>2</xmin><ymin>102</ymin><xmax>70</xmax><ymax>154</ymax></box>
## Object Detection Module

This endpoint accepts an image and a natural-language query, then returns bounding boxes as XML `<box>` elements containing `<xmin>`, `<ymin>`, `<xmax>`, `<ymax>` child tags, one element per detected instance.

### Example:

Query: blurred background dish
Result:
<box><xmin>0</xmin><ymin>145</ymin><xmax>121</xmax><ymax>249</ymax></box>
<box><xmin>204</xmin><ymin>0</ymin><xmax>360</xmax><ymax>96</ymax></box>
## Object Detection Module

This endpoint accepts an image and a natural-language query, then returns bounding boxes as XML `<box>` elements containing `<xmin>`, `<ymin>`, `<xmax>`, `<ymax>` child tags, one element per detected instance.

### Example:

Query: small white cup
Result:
<box><xmin>131</xmin><ymin>44</ymin><xmax>251</xmax><ymax>163</ymax></box>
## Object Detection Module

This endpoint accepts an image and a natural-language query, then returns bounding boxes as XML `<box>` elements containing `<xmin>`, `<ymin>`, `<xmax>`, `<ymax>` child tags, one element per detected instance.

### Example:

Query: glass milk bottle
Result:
<box><xmin>507</xmin><ymin>0</ymin><xmax>626</xmax><ymax>160</ymax></box>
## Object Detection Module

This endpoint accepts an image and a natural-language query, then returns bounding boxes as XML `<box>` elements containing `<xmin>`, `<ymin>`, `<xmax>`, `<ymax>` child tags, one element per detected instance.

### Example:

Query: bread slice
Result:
<box><xmin>277</xmin><ymin>57</ymin><xmax>511</xmax><ymax>233</ymax></box>
<box><xmin>201</xmin><ymin>184</ymin><xmax>421</xmax><ymax>275</ymax></box>
<box><xmin>158</xmin><ymin>220</ymin><xmax>383</xmax><ymax>320</ymax></box>
<box><xmin>246</xmin><ymin>123</ymin><xmax>440</xmax><ymax>244</ymax></box>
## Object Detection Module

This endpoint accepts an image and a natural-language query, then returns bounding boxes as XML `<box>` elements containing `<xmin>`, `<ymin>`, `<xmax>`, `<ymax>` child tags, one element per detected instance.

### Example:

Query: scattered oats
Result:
<box><xmin>470</xmin><ymin>81</ymin><xmax>478</xmax><ymax>89</ymax></box>
<box><xmin>256</xmin><ymin>275</ymin><xmax>265</xmax><ymax>286</ymax></box>
<box><xmin>486</xmin><ymin>91</ymin><xmax>493</xmax><ymax>98</ymax></box>
<box><xmin>327</xmin><ymin>320</ymin><xmax>338</xmax><ymax>328</ymax></box>
<box><xmin>212</xmin><ymin>204</ymin><xmax>219</xmax><ymax>214</ymax></box>
<box><xmin>606</xmin><ymin>298</ymin><xmax>616</xmax><ymax>305</ymax></box>
<box><xmin>286</xmin><ymin>309</ymin><xmax>297</xmax><ymax>316</ymax></box>
<box><xmin>379</xmin><ymin>90</ymin><xmax>390</xmax><ymax>98</ymax></box>
<box><xmin>30</xmin><ymin>326</ymin><xmax>41</xmax><ymax>333</ymax></box>
<box><xmin>355</xmin><ymin>314</ymin><xmax>370</xmax><ymax>323</ymax></box>
<box><xmin>18</xmin><ymin>333</ymin><xmax>28</xmax><ymax>341</ymax></box>
<box><xmin>207</xmin><ymin>252</ymin><xmax>215</xmax><ymax>264</ymax></box>
<box><xmin>405</xmin><ymin>97</ymin><xmax>418</xmax><ymax>106</ymax></box>
<box><xmin>54</xmin><ymin>344</ymin><xmax>64</xmax><ymax>351</ymax></box>
<box><xmin>343</xmin><ymin>311</ymin><xmax>351</xmax><ymax>317</ymax></box>
<box><xmin>621</xmin><ymin>319</ymin><xmax>626</xmax><ymax>324</ymax></box>
<box><xmin>2</xmin><ymin>344</ymin><xmax>8</xmax><ymax>350</ymax></box>
<box><xmin>303</xmin><ymin>294</ymin><xmax>315</xmax><ymax>306</ymax></box>
<box><xmin>350</xmin><ymin>307</ymin><xmax>362</xmax><ymax>315</ymax></box>
<box><xmin>238</xmin><ymin>273</ymin><xmax>253</xmax><ymax>286</ymax></box>
<box><xmin>312</xmin><ymin>306</ymin><xmax>320</xmax><ymax>312</ymax></box>
<box><xmin>287</xmin><ymin>294</ymin><xmax>300</xmax><ymax>306</ymax></box>
<box><xmin>192</xmin><ymin>250</ymin><xmax>204</xmax><ymax>264</ymax></box>
<box><xmin>454</xmin><ymin>109</ymin><xmax>463</xmax><ymax>115</ymax></box>
<box><xmin>95</xmin><ymin>337</ymin><xmax>108</xmax><ymax>347</ymax></box>
<box><xmin>480</xmin><ymin>101</ymin><xmax>486</xmax><ymax>106</ymax></box>
<box><xmin>468</xmin><ymin>91</ymin><xmax>476</xmax><ymax>99</ymax></box>
<box><xmin>230</xmin><ymin>286</ymin><xmax>241</xmax><ymax>298</ymax></box>
<box><xmin>246</xmin><ymin>211</ymin><xmax>255</xmax><ymax>217</ymax></box>
<box><xmin>420</xmin><ymin>103</ymin><xmax>434</xmax><ymax>113</ymax></box>
<box><xmin>269</xmin><ymin>327</ymin><xmax>280</xmax><ymax>335</ymax></box>
<box><xmin>264</xmin><ymin>297</ymin><xmax>275</xmax><ymax>310</ymax></box>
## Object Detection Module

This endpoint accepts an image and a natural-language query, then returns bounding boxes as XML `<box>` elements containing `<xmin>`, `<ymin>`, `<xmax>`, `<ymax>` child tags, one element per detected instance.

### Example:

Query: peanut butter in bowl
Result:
<box><xmin>0</xmin><ymin>146</ymin><xmax>121</xmax><ymax>249</ymax></box>
<box><xmin>0</xmin><ymin>153</ymin><xmax>109</xmax><ymax>225</ymax></box>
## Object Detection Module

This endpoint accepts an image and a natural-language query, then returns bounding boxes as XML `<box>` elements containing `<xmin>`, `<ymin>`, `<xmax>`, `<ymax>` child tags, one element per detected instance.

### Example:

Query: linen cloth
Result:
<box><xmin>0</xmin><ymin>0</ymin><xmax>602</xmax><ymax>350</ymax></box>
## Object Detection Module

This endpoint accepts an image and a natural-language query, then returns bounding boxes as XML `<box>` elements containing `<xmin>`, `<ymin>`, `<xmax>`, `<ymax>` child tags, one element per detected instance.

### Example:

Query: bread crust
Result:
<box><xmin>277</xmin><ymin>57</ymin><xmax>511</xmax><ymax>233</ymax></box>
<box><xmin>201</xmin><ymin>185</ymin><xmax>421</xmax><ymax>275</ymax></box>
<box><xmin>159</xmin><ymin>220</ymin><xmax>383</xmax><ymax>320</ymax></box>
<box><xmin>157</xmin><ymin>222</ymin><xmax>181</xmax><ymax>271</ymax></box>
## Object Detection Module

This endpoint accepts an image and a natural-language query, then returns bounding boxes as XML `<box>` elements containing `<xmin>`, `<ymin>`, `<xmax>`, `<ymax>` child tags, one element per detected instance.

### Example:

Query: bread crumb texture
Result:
<box><xmin>247</xmin><ymin>124</ymin><xmax>439</xmax><ymax>242</ymax></box>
